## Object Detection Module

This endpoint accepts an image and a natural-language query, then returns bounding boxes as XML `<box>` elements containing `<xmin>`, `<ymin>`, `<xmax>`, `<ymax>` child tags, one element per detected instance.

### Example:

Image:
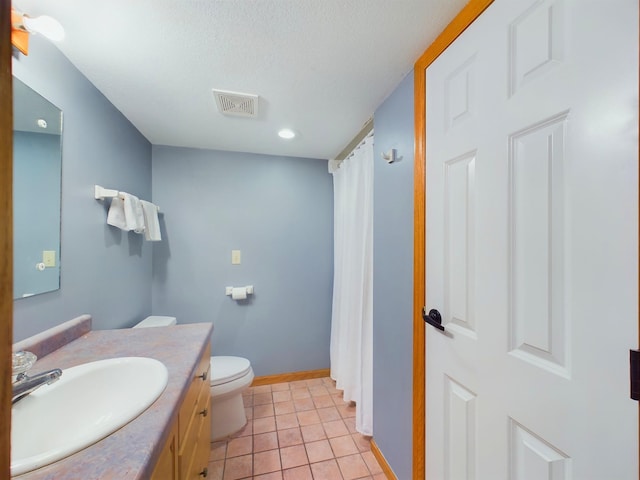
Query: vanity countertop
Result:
<box><xmin>14</xmin><ymin>320</ymin><xmax>213</xmax><ymax>480</ymax></box>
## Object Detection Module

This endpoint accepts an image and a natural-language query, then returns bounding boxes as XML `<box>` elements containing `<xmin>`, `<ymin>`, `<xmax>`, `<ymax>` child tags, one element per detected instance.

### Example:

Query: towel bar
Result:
<box><xmin>94</xmin><ymin>185</ymin><xmax>160</xmax><ymax>212</ymax></box>
<box><xmin>94</xmin><ymin>185</ymin><xmax>118</xmax><ymax>200</ymax></box>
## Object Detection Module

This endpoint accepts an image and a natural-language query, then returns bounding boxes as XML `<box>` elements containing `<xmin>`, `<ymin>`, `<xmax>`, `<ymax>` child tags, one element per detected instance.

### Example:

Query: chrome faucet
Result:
<box><xmin>12</xmin><ymin>369</ymin><xmax>63</xmax><ymax>404</ymax></box>
<box><xmin>12</xmin><ymin>351</ymin><xmax>63</xmax><ymax>405</ymax></box>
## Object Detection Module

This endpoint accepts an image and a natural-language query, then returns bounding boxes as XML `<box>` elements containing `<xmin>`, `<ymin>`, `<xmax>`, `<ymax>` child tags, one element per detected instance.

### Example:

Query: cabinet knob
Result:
<box><xmin>199</xmin><ymin>467</ymin><xmax>208</xmax><ymax>477</ymax></box>
<box><xmin>199</xmin><ymin>408</ymin><xmax>208</xmax><ymax>417</ymax></box>
<box><xmin>197</xmin><ymin>372</ymin><xmax>207</xmax><ymax>381</ymax></box>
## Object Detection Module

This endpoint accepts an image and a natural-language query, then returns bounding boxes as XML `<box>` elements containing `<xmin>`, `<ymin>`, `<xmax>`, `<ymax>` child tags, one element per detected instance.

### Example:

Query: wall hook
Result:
<box><xmin>381</xmin><ymin>148</ymin><xmax>396</xmax><ymax>164</ymax></box>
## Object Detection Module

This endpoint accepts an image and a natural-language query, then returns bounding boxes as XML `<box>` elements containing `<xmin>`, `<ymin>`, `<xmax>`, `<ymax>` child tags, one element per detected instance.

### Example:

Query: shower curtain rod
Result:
<box><xmin>334</xmin><ymin>118</ymin><xmax>374</xmax><ymax>161</ymax></box>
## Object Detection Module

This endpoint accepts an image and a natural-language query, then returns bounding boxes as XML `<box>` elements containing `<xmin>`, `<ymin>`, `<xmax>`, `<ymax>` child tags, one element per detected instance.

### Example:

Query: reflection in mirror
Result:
<box><xmin>13</xmin><ymin>78</ymin><xmax>63</xmax><ymax>299</ymax></box>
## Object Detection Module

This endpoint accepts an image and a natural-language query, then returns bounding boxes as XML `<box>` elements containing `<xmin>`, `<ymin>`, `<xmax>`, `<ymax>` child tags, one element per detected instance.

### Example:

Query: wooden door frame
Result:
<box><xmin>412</xmin><ymin>1</ymin><xmax>494</xmax><ymax>478</ymax></box>
<box><xmin>1</xmin><ymin>0</ymin><xmax>13</xmax><ymax>476</ymax></box>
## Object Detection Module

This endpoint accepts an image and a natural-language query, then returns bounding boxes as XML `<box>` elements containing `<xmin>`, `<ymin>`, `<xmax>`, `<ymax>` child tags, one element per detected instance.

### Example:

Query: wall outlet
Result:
<box><xmin>231</xmin><ymin>250</ymin><xmax>241</xmax><ymax>265</ymax></box>
<box><xmin>42</xmin><ymin>250</ymin><xmax>56</xmax><ymax>267</ymax></box>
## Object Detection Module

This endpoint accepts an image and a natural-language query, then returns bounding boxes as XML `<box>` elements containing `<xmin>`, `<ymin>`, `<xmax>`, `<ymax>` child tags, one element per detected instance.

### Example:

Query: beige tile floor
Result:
<box><xmin>208</xmin><ymin>377</ymin><xmax>386</xmax><ymax>480</ymax></box>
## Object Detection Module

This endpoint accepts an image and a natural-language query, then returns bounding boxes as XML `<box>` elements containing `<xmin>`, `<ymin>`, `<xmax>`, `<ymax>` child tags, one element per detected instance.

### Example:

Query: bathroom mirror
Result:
<box><xmin>13</xmin><ymin>77</ymin><xmax>63</xmax><ymax>299</ymax></box>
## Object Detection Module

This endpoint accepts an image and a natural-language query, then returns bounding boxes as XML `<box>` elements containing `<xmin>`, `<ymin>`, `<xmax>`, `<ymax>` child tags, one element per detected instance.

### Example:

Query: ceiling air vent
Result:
<box><xmin>212</xmin><ymin>89</ymin><xmax>259</xmax><ymax>118</ymax></box>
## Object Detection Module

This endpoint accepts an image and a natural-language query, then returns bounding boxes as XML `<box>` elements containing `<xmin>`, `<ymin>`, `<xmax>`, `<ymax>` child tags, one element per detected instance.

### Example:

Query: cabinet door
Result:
<box><xmin>179</xmin><ymin>345</ymin><xmax>211</xmax><ymax>479</ymax></box>
<box><xmin>151</xmin><ymin>422</ymin><xmax>178</xmax><ymax>480</ymax></box>
<box><xmin>185</xmin><ymin>388</ymin><xmax>211</xmax><ymax>479</ymax></box>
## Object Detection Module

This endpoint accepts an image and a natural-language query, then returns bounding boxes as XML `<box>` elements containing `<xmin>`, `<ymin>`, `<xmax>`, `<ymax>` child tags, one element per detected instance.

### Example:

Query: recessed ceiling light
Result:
<box><xmin>278</xmin><ymin>128</ymin><xmax>296</xmax><ymax>139</ymax></box>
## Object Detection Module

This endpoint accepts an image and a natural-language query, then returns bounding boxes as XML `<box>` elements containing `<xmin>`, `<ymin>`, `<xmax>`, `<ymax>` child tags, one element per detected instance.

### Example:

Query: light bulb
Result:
<box><xmin>23</xmin><ymin>15</ymin><xmax>65</xmax><ymax>42</ymax></box>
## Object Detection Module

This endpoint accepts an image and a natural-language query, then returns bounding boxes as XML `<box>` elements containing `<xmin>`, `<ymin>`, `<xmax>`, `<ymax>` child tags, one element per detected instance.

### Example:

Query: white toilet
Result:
<box><xmin>133</xmin><ymin>316</ymin><xmax>254</xmax><ymax>441</ymax></box>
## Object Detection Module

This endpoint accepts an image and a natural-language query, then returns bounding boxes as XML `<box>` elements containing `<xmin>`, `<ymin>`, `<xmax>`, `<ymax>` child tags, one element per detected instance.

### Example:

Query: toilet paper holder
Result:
<box><xmin>225</xmin><ymin>285</ymin><xmax>254</xmax><ymax>296</ymax></box>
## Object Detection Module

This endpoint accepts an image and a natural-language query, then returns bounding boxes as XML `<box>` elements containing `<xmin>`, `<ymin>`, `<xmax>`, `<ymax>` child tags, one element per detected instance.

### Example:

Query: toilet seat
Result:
<box><xmin>210</xmin><ymin>356</ymin><xmax>251</xmax><ymax>386</ymax></box>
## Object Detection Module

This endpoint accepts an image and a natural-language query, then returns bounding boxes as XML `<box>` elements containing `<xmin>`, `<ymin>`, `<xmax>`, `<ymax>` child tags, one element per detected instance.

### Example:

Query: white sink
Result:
<box><xmin>11</xmin><ymin>356</ymin><xmax>168</xmax><ymax>476</ymax></box>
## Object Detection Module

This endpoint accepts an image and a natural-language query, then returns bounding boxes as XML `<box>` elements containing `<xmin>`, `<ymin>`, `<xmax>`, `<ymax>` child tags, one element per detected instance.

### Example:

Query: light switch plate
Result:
<box><xmin>231</xmin><ymin>250</ymin><xmax>241</xmax><ymax>265</ymax></box>
<box><xmin>43</xmin><ymin>250</ymin><xmax>56</xmax><ymax>267</ymax></box>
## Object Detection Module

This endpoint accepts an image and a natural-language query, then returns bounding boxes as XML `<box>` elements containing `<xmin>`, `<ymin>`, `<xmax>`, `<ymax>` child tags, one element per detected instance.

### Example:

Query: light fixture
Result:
<box><xmin>11</xmin><ymin>8</ymin><xmax>65</xmax><ymax>56</ymax></box>
<box><xmin>278</xmin><ymin>128</ymin><xmax>296</xmax><ymax>140</ymax></box>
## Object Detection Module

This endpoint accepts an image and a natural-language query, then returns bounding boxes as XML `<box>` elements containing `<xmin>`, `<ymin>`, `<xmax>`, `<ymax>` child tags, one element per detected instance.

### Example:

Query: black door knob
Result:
<box><xmin>422</xmin><ymin>308</ymin><xmax>445</xmax><ymax>331</ymax></box>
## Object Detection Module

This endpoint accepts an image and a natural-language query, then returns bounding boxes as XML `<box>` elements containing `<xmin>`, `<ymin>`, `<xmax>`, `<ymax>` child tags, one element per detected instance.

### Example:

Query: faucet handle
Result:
<box><xmin>12</xmin><ymin>351</ymin><xmax>37</xmax><ymax>378</ymax></box>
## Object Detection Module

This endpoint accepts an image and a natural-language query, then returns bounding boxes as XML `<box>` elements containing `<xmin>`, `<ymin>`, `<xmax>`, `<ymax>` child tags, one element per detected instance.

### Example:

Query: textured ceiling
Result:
<box><xmin>13</xmin><ymin>0</ymin><xmax>466</xmax><ymax>159</ymax></box>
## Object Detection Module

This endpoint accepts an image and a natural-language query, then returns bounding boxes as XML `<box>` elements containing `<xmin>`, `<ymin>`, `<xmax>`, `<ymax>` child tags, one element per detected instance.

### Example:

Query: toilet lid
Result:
<box><xmin>210</xmin><ymin>356</ymin><xmax>251</xmax><ymax>386</ymax></box>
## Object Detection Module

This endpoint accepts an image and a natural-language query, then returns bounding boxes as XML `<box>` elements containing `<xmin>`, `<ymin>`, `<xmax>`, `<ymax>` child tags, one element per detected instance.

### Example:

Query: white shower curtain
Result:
<box><xmin>329</xmin><ymin>133</ymin><xmax>373</xmax><ymax>436</ymax></box>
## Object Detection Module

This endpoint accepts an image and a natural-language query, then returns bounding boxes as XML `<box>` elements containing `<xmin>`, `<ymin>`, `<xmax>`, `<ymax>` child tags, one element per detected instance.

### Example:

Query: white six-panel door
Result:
<box><xmin>425</xmin><ymin>0</ymin><xmax>639</xmax><ymax>478</ymax></box>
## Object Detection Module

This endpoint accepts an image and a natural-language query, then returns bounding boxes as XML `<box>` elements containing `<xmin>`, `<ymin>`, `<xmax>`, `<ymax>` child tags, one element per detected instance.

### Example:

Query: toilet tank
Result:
<box><xmin>133</xmin><ymin>316</ymin><xmax>177</xmax><ymax>328</ymax></box>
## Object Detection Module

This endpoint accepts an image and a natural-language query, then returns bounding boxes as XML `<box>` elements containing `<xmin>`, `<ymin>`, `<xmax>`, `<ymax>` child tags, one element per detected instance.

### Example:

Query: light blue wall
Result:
<box><xmin>13</xmin><ymin>132</ymin><xmax>61</xmax><ymax>298</ymax></box>
<box><xmin>151</xmin><ymin>146</ymin><xmax>333</xmax><ymax>376</ymax></box>
<box><xmin>12</xmin><ymin>36</ymin><xmax>153</xmax><ymax>341</ymax></box>
<box><xmin>372</xmin><ymin>71</ymin><xmax>414</xmax><ymax>479</ymax></box>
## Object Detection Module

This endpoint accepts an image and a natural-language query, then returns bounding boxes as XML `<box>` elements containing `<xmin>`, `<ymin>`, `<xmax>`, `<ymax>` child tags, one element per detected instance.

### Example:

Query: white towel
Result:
<box><xmin>107</xmin><ymin>193</ymin><xmax>145</xmax><ymax>233</ymax></box>
<box><xmin>125</xmin><ymin>194</ymin><xmax>145</xmax><ymax>234</ymax></box>
<box><xmin>106</xmin><ymin>196</ymin><xmax>127</xmax><ymax>230</ymax></box>
<box><xmin>140</xmin><ymin>200</ymin><xmax>162</xmax><ymax>241</ymax></box>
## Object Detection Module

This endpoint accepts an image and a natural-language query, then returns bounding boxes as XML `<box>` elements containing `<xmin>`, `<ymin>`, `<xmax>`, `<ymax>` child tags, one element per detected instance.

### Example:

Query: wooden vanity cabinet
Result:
<box><xmin>151</xmin><ymin>345</ymin><xmax>211</xmax><ymax>480</ymax></box>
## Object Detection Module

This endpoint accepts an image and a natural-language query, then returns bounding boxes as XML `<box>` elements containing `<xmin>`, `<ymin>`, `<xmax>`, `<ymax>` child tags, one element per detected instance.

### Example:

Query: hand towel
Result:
<box><xmin>121</xmin><ymin>193</ymin><xmax>145</xmax><ymax>233</ymax></box>
<box><xmin>107</xmin><ymin>193</ymin><xmax>145</xmax><ymax>232</ymax></box>
<box><xmin>106</xmin><ymin>196</ymin><xmax>128</xmax><ymax>230</ymax></box>
<box><xmin>140</xmin><ymin>200</ymin><xmax>162</xmax><ymax>241</ymax></box>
